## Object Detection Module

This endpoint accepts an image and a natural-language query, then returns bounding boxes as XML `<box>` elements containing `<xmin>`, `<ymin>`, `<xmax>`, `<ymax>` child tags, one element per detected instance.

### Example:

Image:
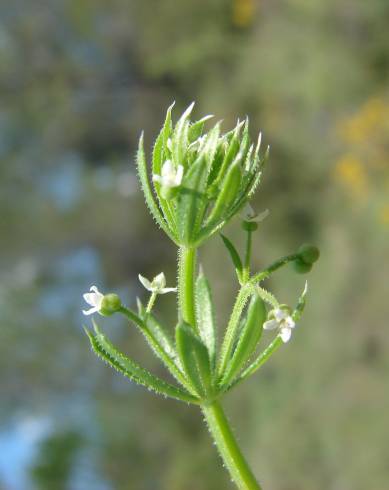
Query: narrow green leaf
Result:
<box><xmin>151</xmin><ymin>130</ymin><xmax>176</xmax><ymax>228</ymax></box>
<box><xmin>176</xmin><ymin>155</ymin><xmax>208</xmax><ymax>244</ymax></box>
<box><xmin>220</xmin><ymin>234</ymin><xmax>243</xmax><ymax>280</ymax></box>
<box><xmin>292</xmin><ymin>281</ymin><xmax>308</xmax><ymax>322</ymax></box>
<box><xmin>207</xmin><ymin>142</ymin><xmax>226</xmax><ymax>190</ymax></box>
<box><xmin>195</xmin><ymin>271</ymin><xmax>217</xmax><ymax>370</ymax></box>
<box><xmin>256</xmin><ymin>286</ymin><xmax>280</xmax><ymax>308</ymax></box>
<box><xmin>144</xmin><ymin>313</ymin><xmax>179</xmax><ymax>365</ymax></box>
<box><xmin>176</xmin><ymin>322</ymin><xmax>213</xmax><ymax>398</ymax></box>
<box><xmin>213</xmin><ymin>128</ymin><xmax>241</xmax><ymax>185</ymax></box>
<box><xmin>225</xmin><ymin>336</ymin><xmax>283</xmax><ymax>391</ymax></box>
<box><xmin>85</xmin><ymin>324</ymin><xmax>198</xmax><ymax>404</ymax></box>
<box><xmin>221</xmin><ymin>294</ymin><xmax>266</xmax><ymax>386</ymax></box>
<box><xmin>162</xmin><ymin>101</ymin><xmax>175</xmax><ymax>149</ymax></box>
<box><xmin>172</xmin><ymin>102</ymin><xmax>194</xmax><ymax>167</ymax></box>
<box><xmin>205</xmin><ymin>159</ymin><xmax>242</xmax><ymax>226</ymax></box>
<box><xmin>152</xmin><ymin>128</ymin><xmax>165</xmax><ymax>176</ymax></box>
<box><xmin>188</xmin><ymin>114</ymin><xmax>213</xmax><ymax>142</ymax></box>
<box><xmin>239</xmin><ymin>118</ymin><xmax>250</xmax><ymax>161</ymax></box>
<box><xmin>131</xmin><ymin>301</ymin><xmax>192</xmax><ymax>392</ymax></box>
<box><xmin>136</xmin><ymin>134</ymin><xmax>177</xmax><ymax>243</ymax></box>
<box><xmin>199</xmin><ymin>122</ymin><xmax>221</xmax><ymax>167</ymax></box>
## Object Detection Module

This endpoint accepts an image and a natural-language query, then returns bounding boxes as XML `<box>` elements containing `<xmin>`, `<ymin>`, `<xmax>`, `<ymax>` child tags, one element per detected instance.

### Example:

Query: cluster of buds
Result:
<box><xmin>137</xmin><ymin>102</ymin><xmax>268</xmax><ymax>247</ymax></box>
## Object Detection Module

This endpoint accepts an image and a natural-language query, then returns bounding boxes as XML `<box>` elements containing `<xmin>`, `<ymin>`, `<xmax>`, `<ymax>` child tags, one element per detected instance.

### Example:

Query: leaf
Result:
<box><xmin>292</xmin><ymin>281</ymin><xmax>308</xmax><ymax>322</ymax></box>
<box><xmin>172</xmin><ymin>102</ymin><xmax>194</xmax><ymax>167</ymax></box>
<box><xmin>85</xmin><ymin>323</ymin><xmax>197</xmax><ymax>404</ymax></box>
<box><xmin>256</xmin><ymin>285</ymin><xmax>280</xmax><ymax>308</ymax></box>
<box><xmin>220</xmin><ymin>234</ymin><xmax>243</xmax><ymax>280</ymax></box>
<box><xmin>162</xmin><ymin>101</ymin><xmax>175</xmax><ymax>149</ymax></box>
<box><xmin>176</xmin><ymin>322</ymin><xmax>213</xmax><ymax>399</ymax></box>
<box><xmin>205</xmin><ymin>159</ymin><xmax>242</xmax><ymax>226</ymax></box>
<box><xmin>151</xmin><ymin>130</ymin><xmax>176</xmax><ymax>228</ymax></box>
<box><xmin>136</xmin><ymin>134</ymin><xmax>177</xmax><ymax>243</ymax></box>
<box><xmin>188</xmin><ymin>114</ymin><xmax>214</xmax><ymax>142</ymax></box>
<box><xmin>133</xmin><ymin>301</ymin><xmax>191</xmax><ymax>391</ymax></box>
<box><xmin>195</xmin><ymin>271</ymin><xmax>217</xmax><ymax>370</ymax></box>
<box><xmin>238</xmin><ymin>118</ymin><xmax>250</xmax><ymax>161</ymax></box>
<box><xmin>199</xmin><ymin>122</ymin><xmax>221</xmax><ymax>167</ymax></box>
<box><xmin>221</xmin><ymin>294</ymin><xmax>266</xmax><ymax>386</ymax></box>
<box><xmin>152</xmin><ymin>128</ymin><xmax>165</xmax><ymax>176</ymax></box>
<box><xmin>226</xmin><ymin>336</ymin><xmax>283</xmax><ymax>391</ymax></box>
<box><xmin>176</xmin><ymin>154</ymin><xmax>208</xmax><ymax>245</ymax></box>
<box><xmin>145</xmin><ymin>313</ymin><xmax>178</xmax><ymax>363</ymax></box>
<box><xmin>213</xmin><ymin>128</ymin><xmax>241</xmax><ymax>184</ymax></box>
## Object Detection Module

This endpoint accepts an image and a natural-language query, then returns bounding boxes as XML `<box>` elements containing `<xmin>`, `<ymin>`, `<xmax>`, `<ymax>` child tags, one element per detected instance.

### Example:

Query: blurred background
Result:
<box><xmin>0</xmin><ymin>0</ymin><xmax>388</xmax><ymax>489</ymax></box>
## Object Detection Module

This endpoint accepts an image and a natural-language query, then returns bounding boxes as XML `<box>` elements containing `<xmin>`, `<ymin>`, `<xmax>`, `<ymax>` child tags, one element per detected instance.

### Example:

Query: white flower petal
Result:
<box><xmin>280</xmin><ymin>327</ymin><xmax>292</xmax><ymax>343</ymax></box>
<box><xmin>159</xmin><ymin>287</ymin><xmax>177</xmax><ymax>294</ymax></box>
<box><xmin>253</xmin><ymin>209</ymin><xmax>269</xmax><ymax>222</ymax></box>
<box><xmin>152</xmin><ymin>174</ymin><xmax>162</xmax><ymax>184</ymax></box>
<box><xmin>83</xmin><ymin>286</ymin><xmax>104</xmax><ymax>312</ymax></box>
<box><xmin>83</xmin><ymin>293</ymin><xmax>97</xmax><ymax>306</ymax></box>
<box><xmin>274</xmin><ymin>308</ymin><xmax>288</xmax><ymax>321</ymax></box>
<box><xmin>83</xmin><ymin>306</ymin><xmax>99</xmax><ymax>316</ymax></box>
<box><xmin>285</xmin><ymin>317</ymin><xmax>295</xmax><ymax>329</ymax></box>
<box><xmin>138</xmin><ymin>274</ymin><xmax>152</xmax><ymax>291</ymax></box>
<box><xmin>161</xmin><ymin>160</ymin><xmax>174</xmax><ymax>178</ymax></box>
<box><xmin>175</xmin><ymin>165</ymin><xmax>184</xmax><ymax>185</ymax></box>
<box><xmin>241</xmin><ymin>203</ymin><xmax>256</xmax><ymax>221</ymax></box>
<box><xmin>153</xmin><ymin>272</ymin><xmax>166</xmax><ymax>290</ymax></box>
<box><xmin>263</xmin><ymin>319</ymin><xmax>278</xmax><ymax>330</ymax></box>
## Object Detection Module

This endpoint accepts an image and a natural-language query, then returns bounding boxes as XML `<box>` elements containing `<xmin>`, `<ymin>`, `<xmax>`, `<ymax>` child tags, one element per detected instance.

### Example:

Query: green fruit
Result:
<box><xmin>100</xmin><ymin>294</ymin><xmax>122</xmax><ymax>316</ymax></box>
<box><xmin>293</xmin><ymin>258</ymin><xmax>313</xmax><ymax>274</ymax></box>
<box><xmin>298</xmin><ymin>244</ymin><xmax>320</xmax><ymax>264</ymax></box>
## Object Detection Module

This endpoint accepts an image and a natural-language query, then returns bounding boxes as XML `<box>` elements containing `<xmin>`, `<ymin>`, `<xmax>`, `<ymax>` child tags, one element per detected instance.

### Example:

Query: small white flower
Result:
<box><xmin>83</xmin><ymin>285</ymin><xmax>104</xmax><ymax>316</ymax></box>
<box><xmin>241</xmin><ymin>204</ymin><xmax>269</xmax><ymax>223</ymax></box>
<box><xmin>153</xmin><ymin>160</ymin><xmax>184</xmax><ymax>189</ymax></box>
<box><xmin>138</xmin><ymin>272</ymin><xmax>177</xmax><ymax>295</ymax></box>
<box><xmin>263</xmin><ymin>307</ymin><xmax>296</xmax><ymax>343</ymax></box>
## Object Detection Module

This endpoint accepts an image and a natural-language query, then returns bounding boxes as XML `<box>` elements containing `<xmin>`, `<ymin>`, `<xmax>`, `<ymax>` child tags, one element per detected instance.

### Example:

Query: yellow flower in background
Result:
<box><xmin>378</xmin><ymin>204</ymin><xmax>389</xmax><ymax>226</ymax></box>
<box><xmin>232</xmin><ymin>0</ymin><xmax>255</xmax><ymax>28</ymax></box>
<box><xmin>333</xmin><ymin>154</ymin><xmax>368</xmax><ymax>198</ymax></box>
<box><xmin>337</xmin><ymin>96</ymin><xmax>389</xmax><ymax>145</ymax></box>
<box><xmin>334</xmin><ymin>94</ymin><xmax>389</xmax><ymax>215</ymax></box>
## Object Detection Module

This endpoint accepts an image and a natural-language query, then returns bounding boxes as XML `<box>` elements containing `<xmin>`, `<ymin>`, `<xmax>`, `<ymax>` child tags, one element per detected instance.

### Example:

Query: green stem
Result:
<box><xmin>146</xmin><ymin>292</ymin><xmax>157</xmax><ymax>313</ymax></box>
<box><xmin>202</xmin><ymin>401</ymin><xmax>261</xmax><ymax>490</ymax></box>
<box><xmin>242</xmin><ymin>230</ymin><xmax>252</xmax><ymax>283</ymax></box>
<box><xmin>250</xmin><ymin>253</ymin><xmax>299</xmax><ymax>285</ymax></box>
<box><xmin>178</xmin><ymin>246</ymin><xmax>197</xmax><ymax>329</ymax></box>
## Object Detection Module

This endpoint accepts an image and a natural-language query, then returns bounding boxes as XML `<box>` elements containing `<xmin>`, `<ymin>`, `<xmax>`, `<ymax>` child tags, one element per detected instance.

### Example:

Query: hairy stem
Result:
<box><xmin>178</xmin><ymin>246</ymin><xmax>197</xmax><ymax>329</ymax></box>
<box><xmin>242</xmin><ymin>230</ymin><xmax>253</xmax><ymax>283</ymax></box>
<box><xmin>202</xmin><ymin>401</ymin><xmax>261</xmax><ymax>490</ymax></box>
<box><xmin>250</xmin><ymin>253</ymin><xmax>299</xmax><ymax>285</ymax></box>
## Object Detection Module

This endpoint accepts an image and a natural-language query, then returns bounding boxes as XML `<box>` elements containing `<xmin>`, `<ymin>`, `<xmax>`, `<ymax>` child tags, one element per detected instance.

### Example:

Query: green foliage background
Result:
<box><xmin>0</xmin><ymin>0</ymin><xmax>388</xmax><ymax>489</ymax></box>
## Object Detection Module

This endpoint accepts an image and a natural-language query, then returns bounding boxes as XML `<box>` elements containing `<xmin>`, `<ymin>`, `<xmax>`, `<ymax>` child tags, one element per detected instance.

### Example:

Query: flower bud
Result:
<box><xmin>298</xmin><ymin>244</ymin><xmax>320</xmax><ymax>264</ymax></box>
<box><xmin>100</xmin><ymin>293</ymin><xmax>122</xmax><ymax>316</ymax></box>
<box><xmin>292</xmin><ymin>258</ymin><xmax>313</xmax><ymax>274</ymax></box>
